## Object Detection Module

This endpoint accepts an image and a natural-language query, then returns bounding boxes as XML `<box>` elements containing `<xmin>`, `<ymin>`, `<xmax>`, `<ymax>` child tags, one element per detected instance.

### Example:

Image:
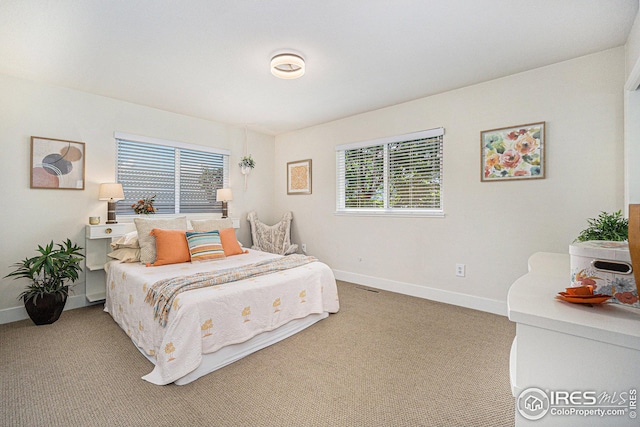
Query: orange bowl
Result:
<box><xmin>565</xmin><ymin>286</ymin><xmax>594</xmax><ymax>296</ymax></box>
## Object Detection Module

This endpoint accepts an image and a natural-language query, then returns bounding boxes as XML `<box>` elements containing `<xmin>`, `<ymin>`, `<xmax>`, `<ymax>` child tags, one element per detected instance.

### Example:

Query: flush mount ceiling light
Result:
<box><xmin>270</xmin><ymin>53</ymin><xmax>305</xmax><ymax>79</ymax></box>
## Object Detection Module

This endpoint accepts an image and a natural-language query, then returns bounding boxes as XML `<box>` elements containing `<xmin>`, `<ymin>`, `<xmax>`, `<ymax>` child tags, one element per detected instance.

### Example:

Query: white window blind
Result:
<box><xmin>115</xmin><ymin>134</ymin><xmax>229</xmax><ymax>215</ymax></box>
<box><xmin>336</xmin><ymin>128</ymin><xmax>444</xmax><ymax>215</ymax></box>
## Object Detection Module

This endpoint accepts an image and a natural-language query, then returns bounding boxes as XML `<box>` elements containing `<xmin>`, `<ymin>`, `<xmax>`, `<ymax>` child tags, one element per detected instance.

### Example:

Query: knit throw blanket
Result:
<box><xmin>145</xmin><ymin>255</ymin><xmax>318</xmax><ymax>326</ymax></box>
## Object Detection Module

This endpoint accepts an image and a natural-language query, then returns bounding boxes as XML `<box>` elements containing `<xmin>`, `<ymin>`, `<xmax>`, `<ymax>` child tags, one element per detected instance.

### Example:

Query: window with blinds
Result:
<box><xmin>335</xmin><ymin>128</ymin><xmax>444</xmax><ymax>216</ymax></box>
<box><xmin>115</xmin><ymin>134</ymin><xmax>229</xmax><ymax>215</ymax></box>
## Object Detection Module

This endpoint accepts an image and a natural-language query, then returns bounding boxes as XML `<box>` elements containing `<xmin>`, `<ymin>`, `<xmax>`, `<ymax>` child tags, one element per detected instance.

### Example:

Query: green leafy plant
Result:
<box><xmin>239</xmin><ymin>155</ymin><xmax>255</xmax><ymax>169</ymax></box>
<box><xmin>4</xmin><ymin>239</ymin><xmax>85</xmax><ymax>303</ymax></box>
<box><xmin>574</xmin><ymin>210</ymin><xmax>628</xmax><ymax>242</ymax></box>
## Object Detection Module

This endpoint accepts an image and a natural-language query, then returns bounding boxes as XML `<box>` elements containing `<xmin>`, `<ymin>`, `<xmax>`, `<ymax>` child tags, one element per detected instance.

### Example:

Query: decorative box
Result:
<box><xmin>569</xmin><ymin>241</ymin><xmax>639</xmax><ymax>309</ymax></box>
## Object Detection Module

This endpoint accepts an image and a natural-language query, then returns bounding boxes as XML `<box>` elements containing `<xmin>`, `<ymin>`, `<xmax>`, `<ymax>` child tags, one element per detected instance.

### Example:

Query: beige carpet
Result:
<box><xmin>0</xmin><ymin>281</ymin><xmax>516</xmax><ymax>427</ymax></box>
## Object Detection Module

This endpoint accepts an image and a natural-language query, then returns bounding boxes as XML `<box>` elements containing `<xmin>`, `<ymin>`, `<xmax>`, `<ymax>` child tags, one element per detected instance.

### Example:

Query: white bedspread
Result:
<box><xmin>104</xmin><ymin>250</ymin><xmax>339</xmax><ymax>385</ymax></box>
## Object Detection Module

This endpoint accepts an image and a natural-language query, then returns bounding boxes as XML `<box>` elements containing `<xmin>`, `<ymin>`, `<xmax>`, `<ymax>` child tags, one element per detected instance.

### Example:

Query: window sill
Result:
<box><xmin>334</xmin><ymin>209</ymin><xmax>445</xmax><ymax>218</ymax></box>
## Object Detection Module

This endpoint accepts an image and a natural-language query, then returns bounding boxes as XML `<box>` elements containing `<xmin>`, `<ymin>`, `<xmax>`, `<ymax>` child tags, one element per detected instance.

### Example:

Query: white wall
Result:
<box><xmin>625</xmin><ymin>6</ymin><xmax>640</xmax><ymax>209</ymax></box>
<box><xmin>274</xmin><ymin>48</ymin><xmax>626</xmax><ymax>314</ymax></box>
<box><xmin>0</xmin><ymin>74</ymin><xmax>275</xmax><ymax>315</ymax></box>
<box><xmin>626</xmin><ymin>2</ymin><xmax>640</xmax><ymax>83</ymax></box>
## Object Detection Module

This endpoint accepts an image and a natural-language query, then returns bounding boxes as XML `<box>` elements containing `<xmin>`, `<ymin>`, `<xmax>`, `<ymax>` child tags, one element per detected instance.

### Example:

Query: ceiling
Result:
<box><xmin>0</xmin><ymin>0</ymin><xmax>637</xmax><ymax>136</ymax></box>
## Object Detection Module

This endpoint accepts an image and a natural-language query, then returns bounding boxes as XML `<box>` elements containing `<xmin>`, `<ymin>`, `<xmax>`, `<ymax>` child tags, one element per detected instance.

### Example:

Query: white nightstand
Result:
<box><xmin>85</xmin><ymin>224</ymin><xmax>127</xmax><ymax>302</ymax></box>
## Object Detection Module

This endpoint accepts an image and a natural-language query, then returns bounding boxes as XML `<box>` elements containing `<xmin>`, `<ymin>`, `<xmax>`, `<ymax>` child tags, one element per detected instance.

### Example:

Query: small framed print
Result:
<box><xmin>287</xmin><ymin>159</ymin><xmax>312</xmax><ymax>195</ymax></box>
<box><xmin>480</xmin><ymin>122</ymin><xmax>545</xmax><ymax>182</ymax></box>
<box><xmin>31</xmin><ymin>136</ymin><xmax>85</xmax><ymax>189</ymax></box>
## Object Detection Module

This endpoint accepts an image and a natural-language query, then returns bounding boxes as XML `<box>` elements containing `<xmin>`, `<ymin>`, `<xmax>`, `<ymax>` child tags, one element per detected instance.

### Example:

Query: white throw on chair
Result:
<box><xmin>247</xmin><ymin>211</ymin><xmax>298</xmax><ymax>255</ymax></box>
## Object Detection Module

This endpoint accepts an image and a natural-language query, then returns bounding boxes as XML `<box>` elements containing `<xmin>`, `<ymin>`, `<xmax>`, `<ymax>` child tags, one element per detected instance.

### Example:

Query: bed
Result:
<box><xmin>104</xmin><ymin>248</ymin><xmax>339</xmax><ymax>385</ymax></box>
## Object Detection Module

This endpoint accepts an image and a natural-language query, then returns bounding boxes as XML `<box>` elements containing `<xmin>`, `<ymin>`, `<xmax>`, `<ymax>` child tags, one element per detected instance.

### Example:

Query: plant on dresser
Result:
<box><xmin>4</xmin><ymin>239</ymin><xmax>84</xmax><ymax>325</ymax></box>
<box><xmin>574</xmin><ymin>210</ymin><xmax>628</xmax><ymax>242</ymax></box>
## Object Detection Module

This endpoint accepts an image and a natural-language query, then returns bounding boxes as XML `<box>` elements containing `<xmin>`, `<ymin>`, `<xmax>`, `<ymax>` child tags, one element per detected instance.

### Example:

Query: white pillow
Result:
<box><xmin>190</xmin><ymin>218</ymin><xmax>233</xmax><ymax>232</ymax></box>
<box><xmin>110</xmin><ymin>231</ymin><xmax>140</xmax><ymax>249</ymax></box>
<box><xmin>107</xmin><ymin>248</ymin><xmax>140</xmax><ymax>263</ymax></box>
<box><xmin>134</xmin><ymin>217</ymin><xmax>187</xmax><ymax>264</ymax></box>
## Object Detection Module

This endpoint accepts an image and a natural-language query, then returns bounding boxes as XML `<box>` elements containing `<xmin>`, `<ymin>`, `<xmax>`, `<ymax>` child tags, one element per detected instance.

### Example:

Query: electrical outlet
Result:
<box><xmin>301</xmin><ymin>243</ymin><xmax>307</xmax><ymax>253</ymax></box>
<box><xmin>456</xmin><ymin>264</ymin><xmax>466</xmax><ymax>277</ymax></box>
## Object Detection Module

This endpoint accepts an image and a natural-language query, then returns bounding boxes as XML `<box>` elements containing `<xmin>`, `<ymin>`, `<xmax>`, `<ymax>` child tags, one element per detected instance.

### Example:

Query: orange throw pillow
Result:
<box><xmin>148</xmin><ymin>228</ymin><xmax>190</xmax><ymax>266</ymax></box>
<box><xmin>219</xmin><ymin>228</ymin><xmax>246</xmax><ymax>256</ymax></box>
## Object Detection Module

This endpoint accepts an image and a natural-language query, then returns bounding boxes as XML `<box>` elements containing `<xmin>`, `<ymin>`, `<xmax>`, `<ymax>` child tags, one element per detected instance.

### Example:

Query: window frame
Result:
<box><xmin>335</xmin><ymin>128</ymin><xmax>444</xmax><ymax>218</ymax></box>
<box><xmin>114</xmin><ymin>132</ymin><xmax>230</xmax><ymax>217</ymax></box>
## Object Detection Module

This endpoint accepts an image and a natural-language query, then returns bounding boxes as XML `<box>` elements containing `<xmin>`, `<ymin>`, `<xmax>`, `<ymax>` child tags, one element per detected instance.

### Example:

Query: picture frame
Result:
<box><xmin>30</xmin><ymin>136</ymin><xmax>85</xmax><ymax>190</ymax></box>
<box><xmin>480</xmin><ymin>122</ymin><xmax>545</xmax><ymax>182</ymax></box>
<box><xmin>287</xmin><ymin>159</ymin><xmax>312</xmax><ymax>195</ymax></box>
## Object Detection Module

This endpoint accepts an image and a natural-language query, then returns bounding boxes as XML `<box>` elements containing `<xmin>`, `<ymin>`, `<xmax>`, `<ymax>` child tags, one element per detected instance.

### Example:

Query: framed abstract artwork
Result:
<box><xmin>30</xmin><ymin>136</ymin><xmax>85</xmax><ymax>190</ymax></box>
<box><xmin>480</xmin><ymin>122</ymin><xmax>545</xmax><ymax>182</ymax></box>
<box><xmin>287</xmin><ymin>159</ymin><xmax>312</xmax><ymax>195</ymax></box>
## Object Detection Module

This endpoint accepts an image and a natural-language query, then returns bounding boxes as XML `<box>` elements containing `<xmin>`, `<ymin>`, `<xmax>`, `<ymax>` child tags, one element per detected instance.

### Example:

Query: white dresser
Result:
<box><xmin>508</xmin><ymin>252</ymin><xmax>640</xmax><ymax>426</ymax></box>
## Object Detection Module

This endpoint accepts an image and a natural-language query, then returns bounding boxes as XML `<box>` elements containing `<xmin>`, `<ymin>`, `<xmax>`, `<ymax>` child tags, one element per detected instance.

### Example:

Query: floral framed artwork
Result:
<box><xmin>30</xmin><ymin>136</ymin><xmax>85</xmax><ymax>189</ymax></box>
<box><xmin>480</xmin><ymin>122</ymin><xmax>545</xmax><ymax>182</ymax></box>
<box><xmin>287</xmin><ymin>159</ymin><xmax>312</xmax><ymax>195</ymax></box>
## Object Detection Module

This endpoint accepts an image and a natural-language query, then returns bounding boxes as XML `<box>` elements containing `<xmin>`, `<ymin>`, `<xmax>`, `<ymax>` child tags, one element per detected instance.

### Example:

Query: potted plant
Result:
<box><xmin>239</xmin><ymin>155</ymin><xmax>255</xmax><ymax>175</ymax></box>
<box><xmin>4</xmin><ymin>239</ymin><xmax>84</xmax><ymax>325</ymax></box>
<box><xmin>574</xmin><ymin>210</ymin><xmax>628</xmax><ymax>242</ymax></box>
<box><xmin>131</xmin><ymin>195</ymin><xmax>157</xmax><ymax>214</ymax></box>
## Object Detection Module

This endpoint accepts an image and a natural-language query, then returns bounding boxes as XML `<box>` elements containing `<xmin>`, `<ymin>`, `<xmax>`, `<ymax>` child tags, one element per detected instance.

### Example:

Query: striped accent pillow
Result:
<box><xmin>186</xmin><ymin>231</ymin><xmax>226</xmax><ymax>262</ymax></box>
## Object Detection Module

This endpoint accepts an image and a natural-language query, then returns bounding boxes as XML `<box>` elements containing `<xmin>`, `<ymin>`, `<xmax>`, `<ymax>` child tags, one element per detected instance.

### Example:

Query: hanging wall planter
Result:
<box><xmin>239</xmin><ymin>155</ymin><xmax>255</xmax><ymax>190</ymax></box>
<box><xmin>239</xmin><ymin>155</ymin><xmax>255</xmax><ymax>171</ymax></box>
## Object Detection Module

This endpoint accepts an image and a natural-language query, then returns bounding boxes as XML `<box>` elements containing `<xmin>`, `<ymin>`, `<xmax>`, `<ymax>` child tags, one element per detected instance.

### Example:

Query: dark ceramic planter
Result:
<box><xmin>24</xmin><ymin>293</ymin><xmax>67</xmax><ymax>325</ymax></box>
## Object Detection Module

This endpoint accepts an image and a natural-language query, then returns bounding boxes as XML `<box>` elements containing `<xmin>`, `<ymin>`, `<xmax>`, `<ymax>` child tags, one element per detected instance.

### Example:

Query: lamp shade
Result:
<box><xmin>216</xmin><ymin>188</ymin><xmax>233</xmax><ymax>201</ymax></box>
<box><xmin>98</xmin><ymin>183</ymin><xmax>124</xmax><ymax>201</ymax></box>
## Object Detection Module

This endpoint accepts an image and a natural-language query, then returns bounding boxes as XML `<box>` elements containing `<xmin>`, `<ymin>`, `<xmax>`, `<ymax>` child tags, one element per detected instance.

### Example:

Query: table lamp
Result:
<box><xmin>216</xmin><ymin>188</ymin><xmax>233</xmax><ymax>219</ymax></box>
<box><xmin>98</xmin><ymin>183</ymin><xmax>124</xmax><ymax>224</ymax></box>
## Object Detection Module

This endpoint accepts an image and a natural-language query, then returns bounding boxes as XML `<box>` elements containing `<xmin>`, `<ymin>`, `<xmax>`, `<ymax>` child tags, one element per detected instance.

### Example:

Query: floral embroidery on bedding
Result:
<box><xmin>242</xmin><ymin>306</ymin><xmax>251</xmax><ymax>322</ymax></box>
<box><xmin>105</xmin><ymin>250</ymin><xmax>340</xmax><ymax>385</ymax></box>
<box><xmin>165</xmin><ymin>342</ymin><xmax>176</xmax><ymax>361</ymax></box>
<box><xmin>201</xmin><ymin>319</ymin><xmax>213</xmax><ymax>337</ymax></box>
<box><xmin>146</xmin><ymin>255</ymin><xmax>318</xmax><ymax>326</ymax></box>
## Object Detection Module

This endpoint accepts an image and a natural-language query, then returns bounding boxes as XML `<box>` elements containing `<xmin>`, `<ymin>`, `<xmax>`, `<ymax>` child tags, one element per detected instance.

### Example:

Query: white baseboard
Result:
<box><xmin>333</xmin><ymin>270</ymin><xmax>508</xmax><ymax>316</ymax></box>
<box><xmin>0</xmin><ymin>294</ymin><xmax>95</xmax><ymax>325</ymax></box>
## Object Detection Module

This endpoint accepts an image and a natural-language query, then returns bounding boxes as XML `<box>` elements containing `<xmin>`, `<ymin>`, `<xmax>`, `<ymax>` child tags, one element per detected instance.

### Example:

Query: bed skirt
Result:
<box><xmin>134</xmin><ymin>312</ymin><xmax>329</xmax><ymax>385</ymax></box>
